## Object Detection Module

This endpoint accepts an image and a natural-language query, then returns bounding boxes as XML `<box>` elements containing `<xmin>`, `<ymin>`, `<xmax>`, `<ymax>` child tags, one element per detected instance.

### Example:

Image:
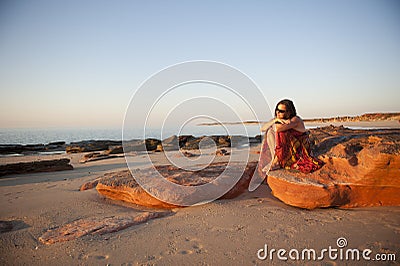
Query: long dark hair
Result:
<box><xmin>275</xmin><ymin>99</ymin><xmax>297</xmax><ymax>119</ymax></box>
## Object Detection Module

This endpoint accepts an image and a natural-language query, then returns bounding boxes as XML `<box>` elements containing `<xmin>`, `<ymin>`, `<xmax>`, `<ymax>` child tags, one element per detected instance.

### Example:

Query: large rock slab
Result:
<box><xmin>267</xmin><ymin>128</ymin><xmax>400</xmax><ymax>209</ymax></box>
<box><xmin>96</xmin><ymin>170</ymin><xmax>179</xmax><ymax>208</ymax></box>
<box><xmin>95</xmin><ymin>162</ymin><xmax>257</xmax><ymax>208</ymax></box>
<box><xmin>39</xmin><ymin>211</ymin><xmax>171</xmax><ymax>245</ymax></box>
<box><xmin>0</xmin><ymin>158</ymin><xmax>73</xmax><ymax>177</ymax></box>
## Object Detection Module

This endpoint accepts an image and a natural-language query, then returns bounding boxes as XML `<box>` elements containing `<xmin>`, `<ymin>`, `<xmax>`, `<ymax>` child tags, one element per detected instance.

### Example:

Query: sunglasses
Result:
<box><xmin>276</xmin><ymin>109</ymin><xmax>287</xmax><ymax>113</ymax></box>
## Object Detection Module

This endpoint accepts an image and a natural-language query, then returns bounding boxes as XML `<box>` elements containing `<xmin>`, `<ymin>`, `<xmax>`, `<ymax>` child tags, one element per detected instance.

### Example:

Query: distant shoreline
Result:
<box><xmin>197</xmin><ymin>112</ymin><xmax>400</xmax><ymax>127</ymax></box>
<box><xmin>304</xmin><ymin>120</ymin><xmax>400</xmax><ymax>129</ymax></box>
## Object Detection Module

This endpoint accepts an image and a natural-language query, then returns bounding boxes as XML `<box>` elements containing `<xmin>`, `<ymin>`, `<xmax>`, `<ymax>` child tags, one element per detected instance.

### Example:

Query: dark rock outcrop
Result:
<box><xmin>0</xmin><ymin>141</ymin><xmax>66</xmax><ymax>155</ymax></box>
<box><xmin>66</xmin><ymin>140</ymin><xmax>122</xmax><ymax>153</ymax></box>
<box><xmin>145</xmin><ymin>138</ymin><xmax>161</xmax><ymax>151</ymax></box>
<box><xmin>79</xmin><ymin>152</ymin><xmax>123</xmax><ymax>164</ymax></box>
<box><xmin>216</xmin><ymin>149</ymin><xmax>230</xmax><ymax>156</ymax></box>
<box><xmin>107</xmin><ymin>145</ymin><xmax>124</xmax><ymax>154</ymax></box>
<box><xmin>0</xmin><ymin>158</ymin><xmax>73</xmax><ymax>177</ymax></box>
<box><xmin>181</xmin><ymin>135</ymin><xmax>231</xmax><ymax>150</ymax></box>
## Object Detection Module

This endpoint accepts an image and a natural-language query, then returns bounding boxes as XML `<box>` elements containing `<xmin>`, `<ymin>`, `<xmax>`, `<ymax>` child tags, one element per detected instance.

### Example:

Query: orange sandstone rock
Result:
<box><xmin>96</xmin><ymin>170</ymin><xmax>179</xmax><ymax>209</ymax></box>
<box><xmin>79</xmin><ymin>177</ymin><xmax>101</xmax><ymax>191</ymax></box>
<box><xmin>39</xmin><ymin>211</ymin><xmax>171</xmax><ymax>245</ymax></box>
<box><xmin>95</xmin><ymin>162</ymin><xmax>257</xmax><ymax>208</ymax></box>
<box><xmin>267</xmin><ymin>130</ymin><xmax>400</xmax><ymax>209</ymax></box>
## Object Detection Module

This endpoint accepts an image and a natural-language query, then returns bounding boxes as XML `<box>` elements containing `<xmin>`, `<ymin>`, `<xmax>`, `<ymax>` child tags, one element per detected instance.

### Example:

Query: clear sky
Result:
<box><xmin>0</xmin><ymin>0</ymin><xmax>399</xmax><ymax>129</ymax></box>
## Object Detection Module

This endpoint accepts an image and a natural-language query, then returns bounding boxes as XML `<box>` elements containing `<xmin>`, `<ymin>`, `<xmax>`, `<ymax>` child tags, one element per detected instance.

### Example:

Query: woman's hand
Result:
<box><xmin>261</xmin><ymin>118</ymin><xmax>275</xmax><ymax>132</ymax></box>
<box><xmin>275</xmin><ymin>116</ymin><xmax>303</xmax><ymax>132</ymax></box>
<box><xmin>275</xmin><ymin>118</ymin><xmax>289</xmax><ymax>124</ymax></box>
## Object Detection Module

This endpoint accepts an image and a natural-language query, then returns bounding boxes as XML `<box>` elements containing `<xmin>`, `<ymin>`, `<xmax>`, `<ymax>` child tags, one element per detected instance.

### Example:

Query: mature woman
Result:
<box><xmin>259</xmin><ymin>99</ymin><xmax>324</xmax><ymax>175</ymax></box>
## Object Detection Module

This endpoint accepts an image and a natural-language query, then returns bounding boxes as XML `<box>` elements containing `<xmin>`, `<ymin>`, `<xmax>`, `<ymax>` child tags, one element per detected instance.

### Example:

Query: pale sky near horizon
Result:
<box><xmin>0</xmin><ymin>0</ymin><xmax>399</xmax><ymax>129</ymax></box>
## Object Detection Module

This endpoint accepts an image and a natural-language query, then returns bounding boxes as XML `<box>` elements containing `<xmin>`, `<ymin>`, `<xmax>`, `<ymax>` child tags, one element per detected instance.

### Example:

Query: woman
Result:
<box><xmin>259</xmin><ymin>99</ymin><xmax>324</xmax><ymax>175</ymax></box>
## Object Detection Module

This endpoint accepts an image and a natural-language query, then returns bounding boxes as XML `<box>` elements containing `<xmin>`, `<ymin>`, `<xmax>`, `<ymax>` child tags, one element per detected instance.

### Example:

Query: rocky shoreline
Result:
<box><xmin>0</xmin><ymin>135</ymin><xmax>262</xmax><ymax>156</ymax></box>
<box><xmin>1</xmin><ymin>114</ymin><xmax>399</xmax><ymax>156</ymax></box>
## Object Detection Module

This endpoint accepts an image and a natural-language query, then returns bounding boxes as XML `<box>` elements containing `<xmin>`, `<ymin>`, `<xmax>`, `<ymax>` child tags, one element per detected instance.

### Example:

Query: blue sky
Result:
<box><xmin>0</xmin><ymin>0</ymin><xmax>399</xmax><ymax>128</ymax></box>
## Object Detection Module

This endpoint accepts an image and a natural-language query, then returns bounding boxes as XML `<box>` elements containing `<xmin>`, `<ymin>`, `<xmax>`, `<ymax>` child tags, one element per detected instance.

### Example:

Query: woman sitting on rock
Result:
<box><xmin>259</xmin><ymin>99</ymin><xmax>324</xmax><ymax>174</ymax></box>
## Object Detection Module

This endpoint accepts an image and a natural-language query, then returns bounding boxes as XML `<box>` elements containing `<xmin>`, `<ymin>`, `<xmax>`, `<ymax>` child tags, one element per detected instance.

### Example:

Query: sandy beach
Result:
<box><xmin>1</xmin><ymin>136</ymin><xmax>399</xmax><ymax>265</ymax></box>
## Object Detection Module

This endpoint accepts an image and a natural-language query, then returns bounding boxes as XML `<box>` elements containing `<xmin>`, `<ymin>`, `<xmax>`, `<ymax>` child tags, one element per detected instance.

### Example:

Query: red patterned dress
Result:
<box><xmin>275</xmin><ymin>129</ymin><xmax>324</xmax><ymax>173</ymax></box>
<box><xmin>258</xmin><ymin>128</ymin><xmax>324</xmax><ymax>176</ymax></box>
